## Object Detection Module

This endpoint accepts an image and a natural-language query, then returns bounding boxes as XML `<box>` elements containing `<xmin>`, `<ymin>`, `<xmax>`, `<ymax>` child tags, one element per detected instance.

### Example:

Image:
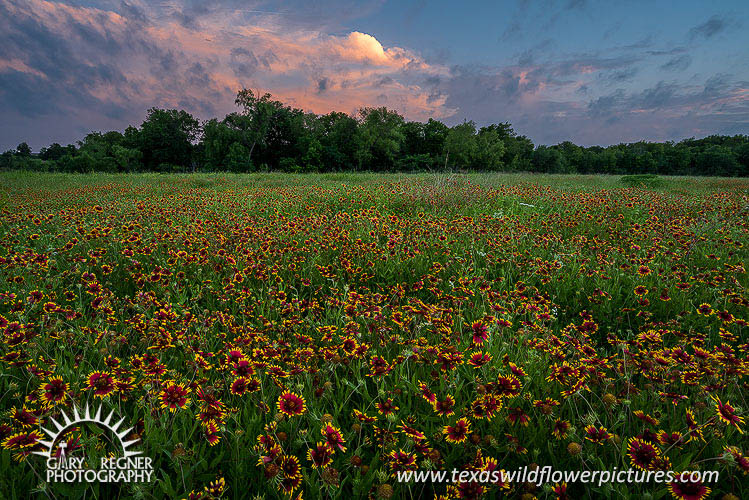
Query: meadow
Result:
<box><xmin>0</xmin><ymin>172</ymin><xmax>747</xmax><ymax>499</ymax></box>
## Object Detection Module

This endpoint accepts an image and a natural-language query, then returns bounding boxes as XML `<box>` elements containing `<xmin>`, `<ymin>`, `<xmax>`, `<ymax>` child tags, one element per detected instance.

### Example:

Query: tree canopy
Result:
<box><xmin>3</xmin><ymin>89</ymin><xmax>748</xmax><ymax>176</ymax></box>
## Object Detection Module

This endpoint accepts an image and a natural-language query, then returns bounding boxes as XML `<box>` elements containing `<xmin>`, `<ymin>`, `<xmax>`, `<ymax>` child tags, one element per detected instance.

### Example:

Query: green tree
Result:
<box><xmin>301</xmin><ymin>137</ymin><xmax>323</xmax><ymax>172</ymax></box>
<box><xmin>202</xmin><ymin>119</ymin><xmax>241</xmax><ymax>171</ymax></box>
<box><xmin>474</xmin><ymin>127</ymin><xmax>505</xmax><ymax>170</ymax></box>
<box><xmin>318</xmin><ymin>112</ymin><xmax>358</xmax><ymax>171</ymax></box>
<box><xmin>39</xmin><ymin>143</ymin><xmax>75</xmax><ymax>162</ymax></box>
<box><xmin>736</xmin><ymin>142</ymin><xmax>749</xmax><ymax>176</ymax></box>
<box><xmin>696</xmin><ymin>145</ymin><xmax>740</xmax><ymax>176</ymax></box>
<box><xmin>262</xmin><ymin>107</ymin><xmax>307</xmax><ymax>169</ymax></box>
<box><xmin>226</xmin><ymin>142</ymin><xmax>252</xmax><ymax>172</ymax></box>
<box><xmin>444</xmin><ymin>121</ymin><xmax>477</xmax><ymax>169</ymax></box>
<box><xmin>423</xmin><ymin>119</ymin><xmax>449</xmax><ymax>165</ymax></box>
<box><xmin>0</xmin><ymin>151</ymin><xmax>13</xmax><ymax>169</ymax></box>
<box><xmin>355</xmin><ymin>107</ymin><xmax>405</xmax><ymax>171</ymax></box>
<box><xmin>532</xmin><ymin>146</ymin><xmax>569</xmax><ymax>173</ymax></box>
<box><xmin>59</xmin><ymin>151</ymin><xmax>96</xmax><ymax>173</ymax></box>
<box><xmin>230</xmin><ymin>89</ymin><xmax>287</xmax><ymax>167</ymax></box>
<box><xmin>111</xmin><ymin>145</ymin><xmax>142</xmax><ymax>172</ymax></box>
<box><xmin>138</xmin><ymin>108</ymin><xmax>200</xmax><ymax>171</ymax></box>
<box><xmin>16</xmin><ymin>142</ymin><xmax>31</xmax><ymax>157</ymax></box>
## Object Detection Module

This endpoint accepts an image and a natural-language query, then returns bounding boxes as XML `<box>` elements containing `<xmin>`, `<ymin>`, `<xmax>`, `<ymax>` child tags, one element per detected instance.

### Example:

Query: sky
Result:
<box><xmin>1</xmin><ymin>0</ymin><xmax>748</xmax><ymax>150</ymax></box>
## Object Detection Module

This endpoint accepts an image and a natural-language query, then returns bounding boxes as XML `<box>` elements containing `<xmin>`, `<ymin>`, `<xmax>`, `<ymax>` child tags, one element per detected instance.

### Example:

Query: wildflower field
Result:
<box><xmin>0</xmin><ymin>172</ymin><xmax>747</xmax><ymax>500</ymax></box>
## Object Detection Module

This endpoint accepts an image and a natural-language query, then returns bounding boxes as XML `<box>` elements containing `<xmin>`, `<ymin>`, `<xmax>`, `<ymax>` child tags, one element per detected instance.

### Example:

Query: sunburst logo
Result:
<box><xmin>35</xmin><ymin>403</ymin><xmax>153</xmax><ymax>483</ymax></box>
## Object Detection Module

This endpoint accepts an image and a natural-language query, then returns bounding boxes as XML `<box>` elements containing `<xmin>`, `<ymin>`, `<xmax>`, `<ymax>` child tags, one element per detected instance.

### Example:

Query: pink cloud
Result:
<box><xmin>3</xmin><ymin>0</ymin><xmax>453</xmax><ymax>122</ymax></box>
<box><xmin>0</xmin><ymin>58</ymin><xmax>47</xmax><ymax>78</ymax></box>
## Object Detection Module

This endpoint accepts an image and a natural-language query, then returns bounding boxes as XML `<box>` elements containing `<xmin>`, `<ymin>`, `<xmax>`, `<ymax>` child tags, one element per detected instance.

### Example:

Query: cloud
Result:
<box><xmin>316</xmin><ymin>77</ymin><xmax>329</xmax><ymax>94</ymax></box>
<box><xmin>646</xmin><ymin>47</ymin><xmax>688</xmax><ymax>56</ymax></box>
<box><xmin>602</xmin><ymin>67</ymin><xmax>638</xmax><ymax>84</ymax></box>
<box><xmin>119</xmin><ymin>1</ymin><xmax>148</xmax><ymax>25</ymax></box>
<box><xmin>333</xmin><ymin>31</ymin><xmax>416</xmax><ymax>67</ymax></box>
<box><xmin>501</xmin><ymin>20</ymin><xmax>523</xmax><ymax>42</ymax></box>
<box><xmin>659</xmin><ymin>55</ymin><xmax>692</xmax><ymax>72</ymax></box>
<box><xmin>574</xmin><ymin>77</ymin><xmax>749</xmax><ymax>143</ymax></box>
<box><xmin>617</xmin><ymin>36</ymin><xmax>654</xmax><ymax>51</ymax></box>
<box><xmin>229</xmin><ymin>47</ymin><xmax>262</xmax><ymax>78</ymax></box>
<box><xmin>702</xmin><ymin>74</ymin><xmax>732</xmax><ymax>97</ymax></box>
<box><xmin>688</xmin><ymin>15</ymin><xmax>734</xmax><ymax>40</ymax></box>
<box><xmin>0</xmin><ymin>0</ymin><xmax>454</xmax><ymax>149</ymax></box>
<box><xmin>587</xmin><ymin>90</ymin><xmax>624</xmax><ymax>119</ymax></box>
<box><xmin>638</xmin><ymin>81</ymin><xmax>677</xmax><ymax>110</ymax></box>
<box><xmin>0</xmin><ymin>0</ymin><xmax>747</xmax><ymax>150</ymax></box>
<box><xmin>500</xmin><ymin>0</ymin><xmax>590</xmax><ymax>42</ymax></box>
<box><xmin>516</xmin><ymin>39</ymin><xmax>555</xmax><ymax>66</ymax></box>
<box><xmin>439</xmin><ymin>61</ymin><xmax>749</xmax><ymax>146</ymax></box>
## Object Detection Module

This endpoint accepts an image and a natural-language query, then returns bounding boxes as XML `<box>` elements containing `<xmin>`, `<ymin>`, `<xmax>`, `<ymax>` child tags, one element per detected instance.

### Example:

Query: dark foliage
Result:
<box><xmin>2</xmin><ymin>89</ymin><xmax>747</xmax><ymax>176</ymax></box>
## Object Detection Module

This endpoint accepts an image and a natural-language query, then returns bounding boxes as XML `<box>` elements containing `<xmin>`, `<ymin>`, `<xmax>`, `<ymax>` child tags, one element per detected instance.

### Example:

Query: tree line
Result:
<box><xmin>3</xmin><ymin>89</ymin><xmax>748</xmax><ymax>176</ymax></box>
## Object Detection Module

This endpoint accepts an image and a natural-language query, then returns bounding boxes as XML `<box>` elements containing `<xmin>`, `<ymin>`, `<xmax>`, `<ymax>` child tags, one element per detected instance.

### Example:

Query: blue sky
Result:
<box><xmin>1</xmin><ymin>0</ymin><xmax>747</xmax><ymax>150</ymax></box>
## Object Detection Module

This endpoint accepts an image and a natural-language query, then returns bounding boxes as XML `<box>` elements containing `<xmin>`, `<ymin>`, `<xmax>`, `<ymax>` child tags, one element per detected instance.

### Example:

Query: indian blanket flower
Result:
<box><xmin>723</xmin><ymin>446</ymin><xmax>749</xmax><ymax>475</ymax></box>
<box><xmin>716</xmin><ymin>310</ymin><xmax>734</xmax><ymax>324</ymax></box>
<box><xmin>2</xmin><ymin>430</ymin><xmax>42</xmax><ymax>450</ymax></box>
<box><xmin>656</xmin><ymin>431</ymin><xmax>685</xmax><ymax>447</ymax></box>
<box><xmin>277</xmin><ymin>391</ymin><xmax>306</xmax><ymax>417</ymax></box>
<box><xmin>713</xmin><ymin>396</ymin><xmax>744</xmax><ymax>434</ymax></box>
<box><xmin>387</xmin><ymin>449</ymin><xmax>417</xmax><ymax>472</ymax></box>
<box><xmin>230</xmin><ymin>376</ymin><xmax>251</xmax><ymax>396</ymax></box>
<box><xmin>552</xmin><ymin>419</ymin><xmax>571</xmax><ymax>440</ymax></box>
<box><xmin>203</xmin><ymin>420</ymin><xmax>221</xmax><ymax>446</ymax></box>
<box><xmin>353</xmin><ymin>409</ymin><xmax>377</xmax><ymax>423</ymax></box>
<box><xmin>467</xmin><ymin>351</ymin><xmax>491</xmax><ymax>368</ymax></box>
<box><xmin>276</xmin><ymin>454</ymin><xmax>299</xmax><ymax>478</ymax></box>
<box><xmin>376</xmin><ymin>398</ymin><xmax>399</xmax><ymax>416</ymax></box>
<box><xmin>399</xmin><ymin>422</ymin><xmax>426</xmax><ymax>440</ymax></box>
<box><xmin>11</xmin><ymin>407</ymin><xmax>38</xmax><ymax>428</ymax></box>
<box><xmin>160</xmin><ymin>381</ymin><xmax>190</xmax><ymax>411</ymax></box>
<box><xmin>553</xmin><ymin>482</ymin><xmax>570</xmax><ymax>500</ymax></box>
<box><xmin>495</xmin><ymin>375</ymin><xmax>522</xmax><ymax>398</ymax></box>
<box><xmin>417</xmin><ymin>381</ymin><xmax>436</xmax><ymax>404</ymax></box>
<box><xmin>633</xmin><ymin>410</ymin><xmax>660</xmax><ymax>427</ymax></box>
<box><xmin>685</xmin><ymin>409</ymin><xmax>704</xmax><ymax>442</ymax></box>
<box><xmin>443</xmin><ymin>418</ymin><xmax>471</xmax><ymax>444</ymax></box>
<box><xmin>627</xmin><ymin>437</ymin><xmax>661</xmax><ymax>471</ymax></box>
<box><xmin>2</xmin><ymin>430</ymin><xmax>43</xmax><ymax>460</ymax></box>
<box><xmin>279</xmin><ymin>455</ymin><xmax>303</xmax><ymax>494</ymax></box>
<box><xmin>696</xmin><ymin>303</ymin><xmax>713</xmax><ymax>316</ymax></box>
<box><xmin>255</xmin><ymin>434</ymin><xmax>282</xmax><ymax>465</ymax></box>
<box><xmin>307</xmin><ymin>442</ymin><xmax>333</xmax><ymax>469</ymax></box>
<box><xmin>480</xmin><ymin>394</ymin><xmax>503</xmax><ymax>419</ymax></box>
<box><xmin>507</xmin><ymin>407</ymin><xmax>530</xmax><ymax>426</ymax></box>
<box><xmin>3</xmin><ymin>172</ymin><xmax>748</xmax><ymax>497</ymax></box>
<box><xmin>584</xmin><ymin>425</ymin><xmax>611</xmax><ymax>444</ymax></box>
<box><xmin>85</xmin><ymin>371</ymin><xmax>116</xmax><ymax>398</ymax></box>
<box><xmin>533</xmin><ymin>398</ymin><xmax>560</xmax><ymax>415</ymax></box>
<box><xmin>321</xmin><ymin>423</ymin><xmax>347</xmax><ymax>453</ymax></box>
<box><xmin>471</xmin><ymin>320</ymin><xmax>489</xmax><ymax>345</ymax></box>
<box><xmin>667</xmin><ymin>472</ymin><xmax>711</xmax><ymax>500</ymax></box>
<box><xmin>433</xmin><ymin>395</ymin><xmax>456</xmax><ymax>417</ymax></box>
<box><xmin>231</xmin><ymin>358</ymin><xmax>255</xmax><ymax>377</ymax></box>
<box><xmin>509</xmin><ymin>362</ymin><xmax>527</xmax><ymax>377</ymax></box>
